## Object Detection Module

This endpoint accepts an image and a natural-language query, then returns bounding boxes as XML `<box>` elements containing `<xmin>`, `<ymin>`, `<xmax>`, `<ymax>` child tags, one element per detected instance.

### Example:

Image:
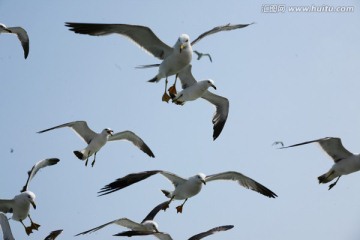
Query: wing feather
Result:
<box><xmin>108</xmin><ymin>131</ymin><xmax>155</xmax><ymax>157</ymax></box>
<box><xmin>205</xmin><ymin>171</ymin><xmax>277</xmax><ymax>198</ymax></box>
<box><xmin>65</xmin><ymin>22</ymin><xmax>172</xmax><ymax>60</ymax></box>
<box><xmin>188</xmin><ymin>225</ymin><xmax>233</xmax><ymax>240</ymax></box>
<box><xmin>0</xmin><ymin>213</ymin><xmax>15</xmax><ymax>240</ymax></box>
<box><xmin>7</xmin><ymin>26</ymin><xmax>29</xmax><ymax>59</ymax></box>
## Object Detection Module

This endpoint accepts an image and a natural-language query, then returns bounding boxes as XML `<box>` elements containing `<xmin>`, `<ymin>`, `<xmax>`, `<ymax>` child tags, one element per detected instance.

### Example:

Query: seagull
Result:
<box><xmin>65</xmin><ymin>22</ymin><xmax>253</xmax><ymax>102</ymax></box>
<box><xmin>171</xmin><ymin>64</ymin><xmax>229</xmax><ymax>140</ymax></box>
<box><xmin>0</xmin><ymin>158</ymin><xmax>60</xmax><ymax>235</ymax></box>
<box><xmin>98</xmin><ymin>170</ymin><xmax>277</xmax><ymax>213</ymax></box>
<box><xmin>37</xmin><ymin>120</ymin><xmax>155</xmax><ymax>167</ymax></box>
<box><xmin>75</xmin><ymin>201</ymin><xmax>168</xmax><ymax>236</ymax></box>
<box><xmin>193</xmin><ymin>50</ymin><xmax>212</xmax><ymax>62</ymax></box>
<box><xmin>0</xmin><ymin>23</ymin><xmax>29</xmax><ymax>59</ymax></box>
<box><xmin>114</xmin><ymin>225</ymin><xmax>234</xmax><ymax>240</ymax></box>
<box><xmin>281</xmin><ymin>137</ymin><xmax>360</xmax><ymax>190</ymax></box>
<box><xmin>0</xmin><ymin>213</ymin><xmax>15</xmax><ymax>240</ymax></box>
<box><xmin>44</xmin><ymin>229</ymin><xmax>63</xmax><ymax>240</ymax></box>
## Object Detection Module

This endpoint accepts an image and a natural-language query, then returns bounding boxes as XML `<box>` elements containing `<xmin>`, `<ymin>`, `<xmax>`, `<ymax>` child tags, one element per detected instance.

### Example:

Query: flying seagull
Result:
<box><xmin>65</xmin><ymin>22</ymin><xmax>253</xmax><ymax>102</ymax></box>
<box><xmin>193</xmin><ymin>50</ymin><xmax>212</xmax><ymax>62</ymax></box>
<box><xmin>99</xmin><ymin>170</ymin><xmax>277</xmax><ymax>213</ymax></box>
<box><xmin>0</xmin><ymin>158</ymin><xmax>60</xmax><ymax>235</ymax></box>
<box><xmin>44</xmin><ymin>229</ymin><xmax>63</xmax><ymax>240</ymax></box>
<box><xmin>281</xmin><ymin>137</ymin><xmax>360</xmax><ymax>190</ymax></box>
<box><xmin>171</xmin><ymin>64</ymin><xmax>229</xmax><ymax>140</ymax></box>
<box><xmin>114</xmin><ymin>225</ymin><xmax>234</xmax><ymax>240</ymax></box>
<box><xmin>0</xmin><ymin>213</ymin><xmax>15</xmax><ymax>240</ymax></box>
<box><xmin>75</xmin><ymin>201</ymin><xmax>168</xmax><ymax>236</ymax></box>
<box><xmin>0</xmin><ymin>23</ymin><xmax>29</xmax><ymax>59</ymax></box>
<box><xmin>37</xmin><ymin>120</ymin><xmax>155</xmax><ymax>167</ymax></box>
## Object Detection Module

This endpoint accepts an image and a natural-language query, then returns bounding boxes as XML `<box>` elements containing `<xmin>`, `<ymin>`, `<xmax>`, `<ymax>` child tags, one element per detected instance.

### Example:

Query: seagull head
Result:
<box><xmin>17</xmin><ymin>191</ymin><xmax>37</xmax><ymax>209</ymax></box>
<box><xmin>178</xmin><ymin>34</ymin><xmax>190</xmax><ymax>53</ymax></box>
<box><xmin>142</xmin><ymin>220</ymin><xmax>160</xmax><ymax>232</ymax></box>
<box><xmin>194</xmin><ymin>173</ymin><xmax>206</xmax><ymax>185</ymax></box>
<box><xmin>103</xmin><ymin>128</ymin><xmax>114</xmax><ymax>136</ymax></box>
<box><xmin>205</xmin><ymin>79</ymin><xmax>216</xmax><ymax>90</ymax></box>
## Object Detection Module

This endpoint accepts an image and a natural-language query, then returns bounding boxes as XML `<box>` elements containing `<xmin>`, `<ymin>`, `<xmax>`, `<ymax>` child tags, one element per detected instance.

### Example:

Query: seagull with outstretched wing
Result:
<box><xmin>99</xmin><ymin>170</ymin><xmax>277</xmax><ymax>213</ymax></box>
<box><xmin>37</xmin><ymin>120</ymin><xmax>155</xmax><ymax>167</ymax></box>
<box><xmin>75</xmin><ymin>201</ymin><xmax>168</xmax><ymax>236</ymax></box>
<box><xmin>0</xmin><ymin>158</ymin><xmax>60</xmax><ymax>235</ymax></box>
<box><xmin>281</xmin><ymin>137</ymin><xmax>360</xmax><ymax>190</ymax></box>
<box><xmin>65</xmin><ymin>22</ymin><xmax>253</xmax><ymax>102</ymax></box>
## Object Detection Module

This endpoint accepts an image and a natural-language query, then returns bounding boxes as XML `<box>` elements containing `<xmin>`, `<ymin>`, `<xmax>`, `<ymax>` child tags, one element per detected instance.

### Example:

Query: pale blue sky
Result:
<box><xmin>1</xmin><ymin>0</ymin><xmax>360</xmax><ymax>239</ymax></box>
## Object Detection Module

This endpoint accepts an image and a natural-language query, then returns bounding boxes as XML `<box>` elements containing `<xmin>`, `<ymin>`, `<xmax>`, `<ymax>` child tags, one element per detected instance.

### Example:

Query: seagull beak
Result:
<box><xmin>108</xmin><ymin>130</ymin><xmax>113</xmax><ymax>136</ymax></box>
<box><xmin>30</xmin><ymin>200</ymin><xmax>36</xmax><ymax>209</ymax></box>
<box><xmin>180</xmin><ymin>44</ymin><xmax>186</xmax><ymax>53</ymax></box>
<box><xmin>202</xmin><ymin>180</ymin><xmax>206</xmax><ymax>185</ymax></box>
<box><xmin>211</xmin><ymin>84</ymin><xmax>216</xmax><ymax>90</ymax></box>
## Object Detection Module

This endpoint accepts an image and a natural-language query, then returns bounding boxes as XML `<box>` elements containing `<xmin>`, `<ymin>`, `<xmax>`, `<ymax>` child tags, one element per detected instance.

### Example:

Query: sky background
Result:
<box><xmin>1</xmin><ymin>0</ymin><xmax>360</xmax><ymax>239</ymax></box>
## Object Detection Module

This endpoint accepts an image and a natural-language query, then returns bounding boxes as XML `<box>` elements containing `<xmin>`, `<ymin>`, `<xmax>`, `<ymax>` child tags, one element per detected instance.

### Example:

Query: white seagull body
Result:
<box><xmin>37</xmin><ymin>121</ymin><xmax>155</xmax><ymax>167</ymax></box>
<box><xmin>99</xmin><ymin>170</ymin><xmax>277</xmax><ymax>213</ymax></box>
<box><xmin>65</xmin><ymin>22</ymin><xmax>253</xmax><ymax>101</ymax></box>
<box><xmin>173</xmin><ymin>64</ymin><xmax>229</xmax><ymax>140</ymax></box>
<box><xmin>0</xmin><ymin>213</ymin><xmax>15</xmax><ymax>240</ymax></box>
<box><xmin>75</xmin><ymin>201</ymin><xmax>168</xmax><ymax>236</ymax></box>
<box><xmin>0</xmin><ymin>23</ymin><xmax>29</xmax><ymax>59</ymax></box>
<box><xmin>114</xmin><ymin>225</ymin><xmax>234</xmax><ymax>240</ymax></box>
<box><xmin>281</xmin><ymin>137</ymin><xmax>360</xmax><ymax>190</ymax></box>
<box><xmin>0</xmin><ymin>158</ymin><xmax>60</xmax><ymax>235</ymax></box>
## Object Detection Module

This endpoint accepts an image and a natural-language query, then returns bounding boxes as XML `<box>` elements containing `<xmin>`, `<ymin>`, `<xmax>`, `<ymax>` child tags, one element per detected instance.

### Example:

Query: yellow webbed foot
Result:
<box><xmin>168</xmin><ymin>85</ymin><xmax>177</xmax><ymax>95</ymax></box>
<box><xmin>31</xmin><ymin>222</ymin><xmax>41</xmax><ymax>230</ymax></box>
<box><xmin>25</xmin><ymin>227</ymin><xmax>33</xmax><ymax>235</ymax></box>
<box><xmin>176</xmin><ymin>205</ymin><xmax>183</xmax><ymax>214</ymax></box>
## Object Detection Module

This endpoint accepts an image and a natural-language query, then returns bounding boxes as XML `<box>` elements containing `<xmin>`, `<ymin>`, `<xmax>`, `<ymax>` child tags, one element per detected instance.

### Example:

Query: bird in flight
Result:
<box><xmin>0</xmin><ymin>23</ymin><xmax>29</xmax><ymax>59</ymax></box>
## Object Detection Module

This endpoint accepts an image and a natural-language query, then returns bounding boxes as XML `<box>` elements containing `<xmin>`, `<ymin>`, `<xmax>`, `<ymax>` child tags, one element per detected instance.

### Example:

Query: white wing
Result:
<box><xmin>22</xmin><ymin>158</ymin><xmax>60</xmax><ymax>192</ymax></box>
<box><xmin>159</xmin><ymin>171</ymin><xmax>186</xmax><ymax>187</ymax></box>
<box><xmin>205</xmin><ymin>171</ymin><xmax>277</xmax><ymax>198</ymax></box>
<box><xmin>191</xmin><ymin>23</ymin><xmax>254</xmax><ymax>46</ymax></box>
<box><xmin>75</xmin><ymin>218</ymin><xmax>143</xmax><ymax>236</ymax></box>
<box><xmin>65</xmin><ymin>22</ymin><xmax>172</xmax><ymax>60</ymax></box>
<box><xmin>7</xmin><ymin>26</ymin><xmax>29</xmax><ymax>59</ymax></box>
<box><xmin>0</xmin><ymin>213</ymin><xmax>15</xmax><ymax>240</ymax></box>
<box><xmin>37</xmin><ymin>120</ymin><xmax>97</xmax><ymax>144</ymax></box>
<box><xmin>108</xmin><ymin>131</ymin><xmax>155</xmax><ymax>157</ymax></box>
<box><xmin>281</xmin><ymin>137</ymin><xmax>353</xmax><ymax>162</ymax></box>
<box><xmin>0</xmin><ymin>199</ymin><xmax>15</xmax><ymax>214</ymax></box>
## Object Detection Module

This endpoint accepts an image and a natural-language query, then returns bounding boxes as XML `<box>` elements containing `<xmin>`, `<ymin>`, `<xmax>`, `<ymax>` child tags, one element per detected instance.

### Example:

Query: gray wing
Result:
<box><xmin>0</xmin><ymin>200</ymin><xmax>14</xmax><ymax>214</ymax></box>
<box><xmin>188</xmin><ymin>225</ymin><xmax>234</xmax><ymax>240</ymax></box>
<box><xmin>141</xmin><ymin>201</ymin><xmax>168</xmax><ymax>223</ymax></box>
<box><xmin>22</xmin><ymin>158</ymin><xmax>60</xmax><ymax>192</ymax></box>
<box><xmin>201</xmin><ymin>91</ymin><xmax>229</xmax><ymax>141</ymax></box>
<box><xmin>177</xmin><ymin>64</ymin><xmax>197</xmax><ymax>89</ymax></box>
<box><xmin>191</xmin><ymin>23</ymin><xmax>254</xmax><ymax>46</ymax></box>
<box><xmin>44</xmin><ymin>229</ymin><xmax>63</xmax><ymax>240</ymax></box>
<box><xmin>0</xmin><ymin>213</ymin><xmax>15</xmax><ymax>240</ymax></box>
<box><xmin>65</xmin><ymin>22</ymin><xmax>172</xmax><ymax>60</ymax></box>
<box><xmin>114</xmin><ymin>231</ymin><xmax>173</xmax><ymax>240</ymax></box>
<box><xmin>98</xmin><ymin>170</ymin><xmax>162</xmax><ymax>196</ymax></box>
<box><xmin>37</xmin><ymin>120</ymin><xmax>97</xmax><ymax>144</ymax></box>
<box><xmin>108</xmin><ymin>131</ymin><xmax>155</xmax><ymax>157</ymax></box>
<box><xmin>281</xmin><ymin>137</ymin><xmax>353</xmax><ymax>162</ymax></box>
<box><xmin>205</xmin><ymin>171</ymin><xmax>277</xmax><ymax>198</ymax></box>
<box><xmin>159</xmin><ymin>171</ymin><xmax>186</xmax><ymax>187</ymax></box>
<box><xmin>75</xmin><ymin>218</ymin><xmax>142</xmax><ymax>236</ymax></box>
<box><xmin>7</xmin><ymin>26</ymin><xmax>29</xmax><ymax>59</ymax></box>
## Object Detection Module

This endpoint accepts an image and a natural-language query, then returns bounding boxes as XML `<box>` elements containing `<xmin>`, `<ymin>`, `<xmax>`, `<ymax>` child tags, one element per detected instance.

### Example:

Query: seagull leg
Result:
<box><xmin>328</xmin><ymin>176</ymin><xmax>341</xmax><ymax>190</ymax></box>
<box><xmin>91</xmin><ymin>153</ymin><xmax>97</xmax><ymax>167</ymax></box>
<box><xmin>176</xmin><ymin>198</ymin><xmax>188</xmax><ymax>213</ymax></box>
<box><xmin>20</xmin><ymin>220</ymin><xmax>33</xmax><ymax>235</ymax></box>
<box><xmin>162</xmin><ymin>196</ymin><xmax>175</xmax><ymax>211</ymax></box>
<box><xmin>28</xmin><ymin>214</ymin><xmax>40</xmax><ymax>231</ymax></box>
<box><xmin>85</xmin><ymin>151</ymin><xmax>91</xmax><ymax>166</ymax></box>
<box><xmin>162</xmin><ymin>77</ymin><xmax>171</xmax><ymax>103</ymax></box>
<box><xmin>168</xmin><ymin>74</ymin><xmax>178</xmax><ymax>97</ymax></box>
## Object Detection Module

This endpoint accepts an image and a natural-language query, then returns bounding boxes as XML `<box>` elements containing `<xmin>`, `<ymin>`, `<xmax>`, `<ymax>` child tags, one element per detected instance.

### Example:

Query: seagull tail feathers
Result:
<box><xmin>73</xmin><ymin>150</ymin><xmax>86</xmax><ymax>160</ymax></box>
<box><xmin>318</xmin><ymin>170</ymin><xmax>335</xmax><ymax>184</ymax></box>
<box><xmin>161</xmin><ymin>190</ymin><xmax>171</xmax><ymax>198</ymax></box>
<box><xmin>148</xmin><ymin>75</ymin><xmax>159</xmax><ymax>83</ymax></box>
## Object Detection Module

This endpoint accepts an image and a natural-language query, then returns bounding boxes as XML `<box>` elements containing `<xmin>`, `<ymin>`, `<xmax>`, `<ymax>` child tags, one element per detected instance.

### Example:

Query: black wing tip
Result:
<box><xmin>212</xmin><ymin>120</ymin><xmax>226</xmax><ymax>141</ymax></box>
